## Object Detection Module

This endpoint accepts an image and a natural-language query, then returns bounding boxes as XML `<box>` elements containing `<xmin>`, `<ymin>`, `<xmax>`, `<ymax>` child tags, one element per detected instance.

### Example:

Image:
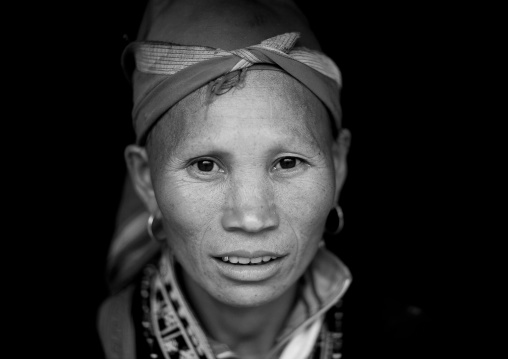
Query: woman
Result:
<box><xmin>98</xmin><ymin>1</ymin><xmax>352</xmax><ymax>358</ymax></box>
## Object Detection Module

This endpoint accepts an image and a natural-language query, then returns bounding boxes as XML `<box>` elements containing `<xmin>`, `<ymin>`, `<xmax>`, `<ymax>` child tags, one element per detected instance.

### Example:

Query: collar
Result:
<box><xmin>275</xmin><ymin>247</ymin><xmax>351</xmax><ymax>349</ymax></box>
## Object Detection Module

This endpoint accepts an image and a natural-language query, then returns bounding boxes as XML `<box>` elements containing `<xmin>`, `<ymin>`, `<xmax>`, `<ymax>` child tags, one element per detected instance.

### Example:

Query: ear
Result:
<box><xmin>331</xmin><ymin>129</ymin><xmax>351</xmax><ymax>204</ymax></box>
<box><xmin>124</xmin><ymin>145</ymin><xmax>159</xmax><ymax>214</ymax></box>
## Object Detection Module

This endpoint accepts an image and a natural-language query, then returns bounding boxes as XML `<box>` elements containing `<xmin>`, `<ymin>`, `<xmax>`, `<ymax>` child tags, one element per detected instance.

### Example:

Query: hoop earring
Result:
<box><xmin>147</xmin><ymin>213</ymin><xmax>165</xmax><ymax>242</ymax></box>
<box><xmin>326</xmin><ymin>205</ymin><xmax>344</xmax><ymax>235</ymax></box>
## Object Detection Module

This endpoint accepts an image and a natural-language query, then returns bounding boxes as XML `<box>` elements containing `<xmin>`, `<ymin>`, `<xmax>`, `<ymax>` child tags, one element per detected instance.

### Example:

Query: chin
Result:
<box><xmin>211</xmin><ymin>281</ymin><xmax>294</xmax><ymax>308</ymax></box>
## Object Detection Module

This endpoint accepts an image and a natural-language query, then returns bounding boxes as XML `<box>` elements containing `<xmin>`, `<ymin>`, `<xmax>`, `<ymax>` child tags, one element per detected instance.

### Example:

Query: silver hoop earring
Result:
<box><xmin>147</xmin><ymin>213</ymin><xmax>165</xmax><ymax>242</ymax></box>
<box><xmin>327</xmin><ymin>205</ymin><xmax>344</xmax><ymax>235</ymax></box>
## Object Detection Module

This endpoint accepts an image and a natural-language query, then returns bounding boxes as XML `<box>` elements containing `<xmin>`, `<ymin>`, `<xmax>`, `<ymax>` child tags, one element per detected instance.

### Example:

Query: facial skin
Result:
<box><xmin>126</xmin><ymin>70</ymin><xmax>349</xmax><ymax>309</ymax></box>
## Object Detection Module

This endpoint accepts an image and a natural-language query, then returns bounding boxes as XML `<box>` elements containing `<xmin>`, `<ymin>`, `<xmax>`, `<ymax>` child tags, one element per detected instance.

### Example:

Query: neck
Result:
<box><xmin>177</xmin><ymin>265</ymin><xmax>298</xmax><ymax>359</ymax></box>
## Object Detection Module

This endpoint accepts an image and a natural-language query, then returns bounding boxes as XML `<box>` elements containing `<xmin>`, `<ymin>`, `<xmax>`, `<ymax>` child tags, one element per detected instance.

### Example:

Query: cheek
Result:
<box><xmin>276</xmin><ymin>168</ymin><xmax>335</xmax><ymax>272</ymax></box>
<box><xmin>277</xmin><ymin>169</ymin><xmax>335</xmax><ymax>236</ymax></box>
<box><xmin>153</xmin><ymin>176</ymin><xmax>224</xmax><ymax>255</ymax></box>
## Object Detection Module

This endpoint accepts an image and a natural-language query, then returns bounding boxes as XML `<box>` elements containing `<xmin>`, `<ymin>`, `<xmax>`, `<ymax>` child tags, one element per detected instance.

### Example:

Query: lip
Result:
<box><xmin>212</xmin><ymin>256</ymin><xmax>286</xmax><ymax>282</ymax></box>
<box><xmin>214</xmin><ymin>250</ymin><xmax>282</xmax><ymax>258</ymax></box>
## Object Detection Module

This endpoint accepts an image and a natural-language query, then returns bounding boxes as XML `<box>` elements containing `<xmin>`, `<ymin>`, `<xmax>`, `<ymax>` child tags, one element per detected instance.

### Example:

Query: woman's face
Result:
<box><xmin>140</xmin><ymin>71</ymin><xmax>346</xmax><ymax>308</ymax></box>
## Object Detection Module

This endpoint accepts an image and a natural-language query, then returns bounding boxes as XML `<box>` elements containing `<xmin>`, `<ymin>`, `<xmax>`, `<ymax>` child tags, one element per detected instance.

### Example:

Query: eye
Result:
<box><xmin>196</xmin><ymin>160</ymin><xmax>216</xmax><ymax>172</ymax></box>
<box><xmin>189</xmin><ymin>159</ymin><xmax>224</xmax><ymax>175</ymax></box>
<box><xmin>274</xmin><ymin>157</ymin><xmax>303</xmax><ymax>170</ymax></box>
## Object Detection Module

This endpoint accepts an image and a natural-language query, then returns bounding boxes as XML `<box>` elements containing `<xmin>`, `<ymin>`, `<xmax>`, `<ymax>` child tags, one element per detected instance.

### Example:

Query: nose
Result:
<box><xmin>221</xmin><ymin>174</ymin><xmax>279</xmax><ymax>233</ymax></box>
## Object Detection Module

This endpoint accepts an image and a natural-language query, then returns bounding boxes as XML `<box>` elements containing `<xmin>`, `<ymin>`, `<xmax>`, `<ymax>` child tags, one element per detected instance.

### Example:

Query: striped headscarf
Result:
<box><xmin>123</xmin><ymin>32</ymin><xmax>342</xmax><ymax>144</ymax></box>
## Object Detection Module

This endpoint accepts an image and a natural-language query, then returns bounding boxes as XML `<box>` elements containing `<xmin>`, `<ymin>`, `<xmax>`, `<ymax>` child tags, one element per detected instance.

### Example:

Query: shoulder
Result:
<box><xmin>97</xmin><ymin>285</ymin><xmax>137</xmax><ymax>359</ymax></box>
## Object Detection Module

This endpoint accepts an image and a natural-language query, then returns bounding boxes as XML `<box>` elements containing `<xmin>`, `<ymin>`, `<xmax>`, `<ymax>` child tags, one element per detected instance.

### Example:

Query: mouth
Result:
<box><xmin>211</xmin><ymin>252</ymin><xmax>286</xmax><ymax>281</ymax></box>
<box><xmin>216</xmin><ymin>255</ymin><xmax>281</xmax><ymax>265</ymax></box>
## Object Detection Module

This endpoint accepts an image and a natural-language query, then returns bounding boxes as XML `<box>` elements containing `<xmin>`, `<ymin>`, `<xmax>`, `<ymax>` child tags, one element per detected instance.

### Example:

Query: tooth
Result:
<box><xmin>229</xmin><ymin>256</ymin><xmax>239</xmax><ymax>264</ymax></box>
<box><xmin>262</xmin><ymin>256</ymin><xmax>271</xmax><ymax>262</ymax></box>
<box><xmin>250</xmin><ymin>257</ymin><xmax>262</xmax><ymax>264</ymax></box>
<box><xmin>271</xmin><ymin>256</ymin><xmax>277</xmax><ymax>259</ymax></box>
<box><xmin>222</xmin><ymin>256</ymin><xmax>229</xmax><ymax>262</ymax></box>
<box><xmin>238</xmin><ymin>257</ymin><xmax>250</xmax><ymax>264</ymax></box>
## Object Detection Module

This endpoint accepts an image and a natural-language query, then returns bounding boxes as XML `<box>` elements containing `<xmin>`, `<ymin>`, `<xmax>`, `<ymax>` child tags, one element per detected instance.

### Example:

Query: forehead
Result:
<box><xmin>151</xmin><ymin>70</ymin><xmax>332</xmax><ymax>154</ymax></box>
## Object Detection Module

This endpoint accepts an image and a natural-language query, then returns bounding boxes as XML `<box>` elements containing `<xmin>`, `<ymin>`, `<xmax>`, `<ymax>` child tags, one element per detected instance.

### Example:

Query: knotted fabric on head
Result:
<box><xmin>123</xmin><ymin>32</ymin><xmax>343</xmax><ymax>144</ymax></box>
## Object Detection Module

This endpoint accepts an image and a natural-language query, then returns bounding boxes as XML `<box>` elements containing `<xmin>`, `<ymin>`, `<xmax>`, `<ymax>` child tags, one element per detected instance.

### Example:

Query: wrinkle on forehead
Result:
<box><xmin>147</xmin><ymin>70</ymin><xmax>332</xmax><ymax>167</ymax></box>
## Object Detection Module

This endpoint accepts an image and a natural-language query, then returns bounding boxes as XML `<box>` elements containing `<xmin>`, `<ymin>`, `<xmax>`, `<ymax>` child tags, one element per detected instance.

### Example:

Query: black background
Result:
<box><xmin>21</xmin><ymin>1</ymin><xmax>477</xmax><ymax>358</ymax></box>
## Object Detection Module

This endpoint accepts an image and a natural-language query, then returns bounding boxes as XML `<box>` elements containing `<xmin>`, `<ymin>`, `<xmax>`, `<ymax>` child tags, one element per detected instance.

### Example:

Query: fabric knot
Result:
<box><xmin>227</xmin><ymin>32</ymin><xmax>300</xmax><ymax>72</ymax></box>
<box><xmin>228</xmin><ymin>48</ymin><xmax>263</xmax><ymax>72</ymax></box>
<box><xmin>257</xmin><ymin>32</ymin><xmax>300</xmax><ymax>53</ymax></box>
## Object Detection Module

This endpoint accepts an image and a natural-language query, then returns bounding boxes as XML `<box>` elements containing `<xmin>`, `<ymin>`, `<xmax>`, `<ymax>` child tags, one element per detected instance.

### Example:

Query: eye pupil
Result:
<box><xmin>197</xmin><ymin>160</ymin><xmax>214</xmax><ymax>172</ymax></box>
<box><xmin>280</xmin><ymin>158</ymin><xmax>296</xmax><ymax>169</ymax></box>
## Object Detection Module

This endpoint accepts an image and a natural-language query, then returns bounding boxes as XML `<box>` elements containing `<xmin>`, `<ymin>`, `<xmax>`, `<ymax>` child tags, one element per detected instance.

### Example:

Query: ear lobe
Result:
<box><xmin>124</xmin><ymin>145</ymin><xmax>158</xmax><ymax>213</ymax></box>
<box><xmin>332</xmin><ymin>129</ymin><xmax>351</xmax><ymax>204</ymax></box>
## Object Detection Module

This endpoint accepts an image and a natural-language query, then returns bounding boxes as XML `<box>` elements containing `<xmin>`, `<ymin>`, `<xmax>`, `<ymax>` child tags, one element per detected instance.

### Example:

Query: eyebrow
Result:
<box><xmin>179</xmin><ymin>129</ymin><xmax>326</xmax><ymax>163</ymax></box>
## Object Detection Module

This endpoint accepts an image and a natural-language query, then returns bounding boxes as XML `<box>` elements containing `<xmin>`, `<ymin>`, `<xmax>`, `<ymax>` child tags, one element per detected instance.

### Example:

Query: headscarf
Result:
<box><xmin>107</xmin><ymin>0</ymin><xmax>344</xmax><ymax>292</ymax></box>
